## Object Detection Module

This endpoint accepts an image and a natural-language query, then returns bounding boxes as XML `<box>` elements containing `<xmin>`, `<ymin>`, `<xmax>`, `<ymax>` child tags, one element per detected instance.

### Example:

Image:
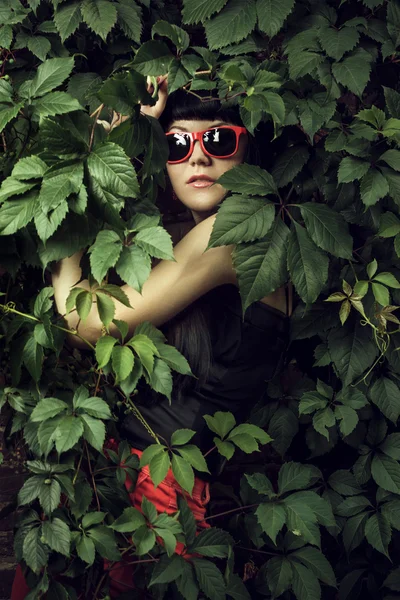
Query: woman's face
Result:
<box><xmin>166</xmin><ymin>119</ymin><xmax>248</xmax><ymax>224</ymax></box>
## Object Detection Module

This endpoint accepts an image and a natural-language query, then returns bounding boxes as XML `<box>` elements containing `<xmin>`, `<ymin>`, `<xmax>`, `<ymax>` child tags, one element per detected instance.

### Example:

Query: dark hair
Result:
<box><xmin>142</xmin><ymin>90</ymin><xmax>262</xmax><ymax>405</ymax></box>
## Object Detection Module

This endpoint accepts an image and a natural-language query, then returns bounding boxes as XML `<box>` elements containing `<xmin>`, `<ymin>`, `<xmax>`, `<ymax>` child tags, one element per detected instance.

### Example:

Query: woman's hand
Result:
<box><xmin>140</xmin><ymin>75</ymin><xmax>168</xmax><ymax>120</ymax></box>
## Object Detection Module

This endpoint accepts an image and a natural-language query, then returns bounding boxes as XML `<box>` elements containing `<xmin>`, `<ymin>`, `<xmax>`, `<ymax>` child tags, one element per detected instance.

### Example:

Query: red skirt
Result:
<box><xmin>11</xmin><ymin>443</ymin><xmax>210</xmax><ymax>599</ymax></box>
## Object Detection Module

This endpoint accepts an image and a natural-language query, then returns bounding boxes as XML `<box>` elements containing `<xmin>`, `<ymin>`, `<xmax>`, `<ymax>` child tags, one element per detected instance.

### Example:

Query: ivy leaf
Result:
<box><xmin>22</xmin><ymin>337</ymin><xmax>43</xmax><ymax>382</ymax></box>
<box><xmin>88</xmin><ymin>142</ymin><xmax>139</xmax><ymax>199</ymax></box>
<box><xmin>132</xmin><ymin>40</ymin><xmax>174</xmax><ymax>76</ymax></box>
<box><xmin>41</xmin><ymin>518</ymin><xmax>71</xmax><ymax>556</ymax></box>
<box><xmin>291</xmin><ymin>560</ymin><xmax>322</xmax><ymax>600</ymax></box>
<box><xmin>0</xmin><ymin>24</ymin><xmax>13</xmax><ymax>49</ymax></box>
<box><xmin>208</xmin><ymin>196</ymin><xmax>275</xmax><ymax>248</ymax></box>
<box><xmin>27</xmin><ymin>57</ymin><xmax>75</xmax><ymax>99</ymax></box>
<box><xmin>313</xmin><ymin>407</ymin><xmax>335</xmax><ymax>440</ymax></box>
<box><xmin>233</xmin><ymin>217</ymin><xmax>290</xmax><ymax>313</ymax></box>
<box><xmin>288</xmin><ymin>222</ymin><xmax>329</xmax><ymax>306</ymax></box>
<box><xmin>111</xmin><ymin>346</ymin><xmax>134</xmax><ymax>382</ymax></box>
<box><xmin>54</xmin><ymin>416</ymin><xmax>84</xmax><ymax>454</ymax></box>
<box><xmin>115</xmin><ymin>245</ymin><xmax>151</xmax><ymax>293</ymax></box>
<box><xmin>12</xmin><ymin>156</ymin><xmax>47</xmax><ymax>181</ymax></box>
<box><xmin>292</xmin><ymin>546</ymin><xmax>336</xmax><ymax>587</ymax></box>
<box><xmin>116</xmin><ymin>0</ymin><xmax>142</xmax><ymax>43</ymax></box>
<box><xmin>54</xmin><ymin>0</ymin><xmax>82</xmax><ymax>41</ymax></box>
<box><xmin>380</xmin><ymin>433</ymin><xmax>400</xmax><ymax>460</ymax></box>
<box><xmin>81</xmin><ymin>0</ymin><xmax>117</xmax><ymax>41</ymax></box>
<box><xmin>359</xmin><ymin>169</ymin><xmax>389</xmax><ymax>206</ymax></box>
<box><xmin>147</xmin><ymin>358</ymin><xmax>173</xmax><ymax>401</ymax></box>
<box><xmin>266</xmin><ymin>556</ymin><xmax>293</xmax><ymax>598</ymax></box>
<box><xmin>384</xmin><ymin>86</ymin><xmax>400</xmax><ymax>119</ymax></box>
<box><xmin>203</xmin><ymin>411</ymin><xmax>236</xmax><ymax>439</ymax></box>
<box><xmin>365</xmin><ymin>513</ymin><xmax>391</xmax><ymax>558</ymax></box>
<box><xmin>256</xmin><ymin>0</ymin><xmax>295</xmax><ymax>38</ymax></box>
<box><xmin>38</xmin><ymin>479</ymin><xmax>61</xmax><ymax>515</ymax></box>
<box><xmin>88</xmin><ymin>230</ymin><xmax>122</xmax><ymax>283</ymax></box>
<box><xmin>110</xmin><ymin>506</ymin><xmax>146</xmax><ymax>532</ymax></box>
<box><xmin>182</xmin><ymin>0</ymin><xmax>228</xmax><ymax>24</ymax></box>
<box><xmin>31</xmin><ymin>398</ymin><xmax>68</xmax><ymax>422</ymax></box>
<box><xmin>76</xmin><ymin>534</ymin><xmax>95</xmax><ymax>565</ymax></box>
<box><xmin>272</xmin><ymin>145</ymin><xmax>309</xmax><ymax>188</ymax></box>
<box><xmin>288</xmin><ymin>51</ymin><xmax>323</xmax><ymax>80</ymax></box>
<box><xmin>342</xmin><ymin>511</ymin><xmax>368</xmax><ymax>554</ymax></box>
<box><xmin>32</xmin><ymin>92</ymin><xmax>83</xmax><ymax>118</ymax></box>
<box><xmin>192</xmin><ymin>558</ymin><xmax>226</xmax><ymax>600</ymax></box>
<box><xmin>319</xmin><ymin>26</ymin><xmax>360</xmax><ymax>61</ymax></box>
<box><xmin>204</xmin><ymin>0</ymin><xmax>257</xmax><ymax>50</ymax></box>
<box><xmin>300</xmin><ymin>203</ymin><xmax>353</xmax><ymax>259</ymax></box>
<box><xmin>27</xmin><ymin>36</ymin><xmax>51</xmax><ymax>61</ymax></box>
<box><xmin>171</xmin><ymin>429</ymin><xmax>196</xmax><ymax>446</ymax></box>
<box><xmin>216</xmin><ymin>164</ymin><xmax>278</xmax><ymax>196</ymax></box>
<box><xmin>189</xmin><ymin>527</ymin><xmax>233</xmax><ymax>558</ymax></box>
<box><xmin>171</xmin><ymin>453</ymin><xmax>194</xmax><ymax>495</ymax></box>
<box><xmin>335</xmin><ymin>405</ymin><xmax>359</xmax><ymax>437</ymax></box>
<box><xmin>80</xmin><ymin>414</ymin><xmax>106</xmax><ymax>451</ymax></box>
<box><xmin>372</xmin><ymin>454</ymin><xmax>400</xmax><ymax>494</ymax></box>
<box><xmin>23</xmin><ymin>527</ymin><xmax>49</xmax><ymax>574</ymax></box>
<box><xmin>95</xmin><ymin>336</ymin><xmax>117</xmax><ymax>368</ymax></box>
<box><xmin>155</xmin><ymin>344</ymin><xmax>193</xmax><ymax>376</ymax></box>
<box><xmin>256</xmin><ymin>502</ymin><xmax>286</xmax><ymax>544</ymax></box>
<box><xmin>331</xmin><ymin>50</ymin><xmax>372</xmax><ymax>97</ymax></box>
<box><xmin>0</xmin><ymin>192</ymin><xmax>37</xmax><ymax>236</ymax></box>
<box><xmin>176</xmin><ymin>445</ymin><xmax>210</xmax><ymax>473</ymax></box>
<box><xmin>149</xmin><ymin>554</ymin><xmax>186</xmax><ymax>586</ymax></box>
<box><xmin>278</xmin><ymin>462</ymin><xmax>315</xmax><ymax>495</ymax></box>
<box><xmin>268</xmin><ymin>406</ymin><xmax>299</xmax><ymax>456</ymax></box>
<box><xmin>283</xmin><ymin>494</ymin><xmax>319</xmax><ymax>546</ymax></box>
<box><xmin>369</xmin><ymin>377</ymin><xmax>400</xmax><ymax>424</ymax></box>
<box><xmin>134</xmin><ymin>226</ymin><xmax>174</xmax><ymax>260</ymax></box>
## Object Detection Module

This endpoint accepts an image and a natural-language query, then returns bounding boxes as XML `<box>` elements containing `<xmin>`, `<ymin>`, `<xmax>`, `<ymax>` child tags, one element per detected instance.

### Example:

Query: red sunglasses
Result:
<box><xmin>166</xmin><ymin>125</ymin><xmax>247</xmax><ymax>164</ymax></box>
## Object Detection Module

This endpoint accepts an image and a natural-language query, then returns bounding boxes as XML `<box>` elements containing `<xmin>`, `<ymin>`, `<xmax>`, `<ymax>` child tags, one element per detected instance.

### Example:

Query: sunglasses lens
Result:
<box><xmin>167</xmin><ymin>133</ymin><xmax>191</xmax><ymax>162</ymax></box>
<box><xmin>203</xmin><ymin>127</ymin><xmax>237</xmax><ymax>157</ymax></box>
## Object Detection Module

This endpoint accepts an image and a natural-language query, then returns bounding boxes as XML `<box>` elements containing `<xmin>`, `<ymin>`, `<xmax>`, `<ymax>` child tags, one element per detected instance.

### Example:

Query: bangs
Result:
<box><xmin>159</xmin><ymin>88</ymin><xmax>243</xmax><ymax>131</ymax></box>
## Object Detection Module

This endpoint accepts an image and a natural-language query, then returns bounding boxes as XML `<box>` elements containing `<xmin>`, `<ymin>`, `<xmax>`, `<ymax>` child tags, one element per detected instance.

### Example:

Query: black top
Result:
<box><xmin>120</xmin><ymin>284</ymin><xmax>290</xmax><ymax>471</ymax></box>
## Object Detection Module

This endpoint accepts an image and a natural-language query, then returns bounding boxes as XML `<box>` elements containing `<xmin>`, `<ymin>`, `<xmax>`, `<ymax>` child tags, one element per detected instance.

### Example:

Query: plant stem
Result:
<box><xmin>205</xmin><ymin>503</ymin><xmax>259</xmax><ymax>521</ymax></box>
<box><xmin>85</xmin><ymin>441</ymin><xmax>101</xmax><ymax>512</ymax></box>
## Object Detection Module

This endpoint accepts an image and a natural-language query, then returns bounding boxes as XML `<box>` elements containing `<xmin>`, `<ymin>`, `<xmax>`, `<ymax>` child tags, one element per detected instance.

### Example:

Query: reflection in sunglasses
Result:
<box><xmin>174</xmin><ymin>133</ymin><xmax>188</xmax><ymax>146</ymax></box>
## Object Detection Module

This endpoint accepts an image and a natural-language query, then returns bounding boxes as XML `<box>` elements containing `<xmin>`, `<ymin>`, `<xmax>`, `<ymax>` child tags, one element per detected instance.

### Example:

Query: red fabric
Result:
<box><xmin>107</xmin><ymin>443</ymin><xmax>210</xmax><ymax>597</ymax></box>
<box><xmin>11</xmin><ymin>442</ymin><xmax>210</xmax><ymax>599</ymax></box>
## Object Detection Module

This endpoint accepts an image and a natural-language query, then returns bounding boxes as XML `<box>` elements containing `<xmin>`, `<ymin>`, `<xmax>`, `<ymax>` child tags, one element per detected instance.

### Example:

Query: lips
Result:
<box><xmin>186</xmin><ymin>175</ymin><xmax>215</xmax><ymax>184</ymax></box>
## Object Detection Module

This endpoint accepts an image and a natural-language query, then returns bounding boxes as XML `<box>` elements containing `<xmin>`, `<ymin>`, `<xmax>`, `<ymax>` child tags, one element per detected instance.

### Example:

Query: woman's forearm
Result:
<box><xmin>52</xmin><ymin>251</ymin><xmax>86</xmax><ymax>324</ymax></box>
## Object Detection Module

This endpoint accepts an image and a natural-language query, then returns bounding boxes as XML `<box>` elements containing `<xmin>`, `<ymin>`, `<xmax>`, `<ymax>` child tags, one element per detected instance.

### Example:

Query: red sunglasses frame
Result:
<box><xmin>165</xmin><ymin>125</ymin><xmax>247</xmax><ymax>164</ymax></box>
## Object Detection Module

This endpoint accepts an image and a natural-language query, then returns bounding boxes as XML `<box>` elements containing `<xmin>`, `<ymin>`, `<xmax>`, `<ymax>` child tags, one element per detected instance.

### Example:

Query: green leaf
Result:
<box><xmin>148</xmin><ymin>450</ymin><xmax>170</xmax><ymax>487</ymax></box>
<box><xmin>370</xmin><ymin>377</ymin><xmax>400</xmax><ymax>423</ymax></box>
<box><xmin>0</xmin><ymin>193</ymin><xmax>37</xmax><ymax>236</ymax></box>
<box><xmin>31</xmin><ymin>398</ymin><xmax>68</xmax><ymax>422</ymax></box>
<box><xmin>88</xmin><ymin>526</ymin><xmax>120</xmax><ymax>560</ymax></box>
<box><xmin>313</xmin><ymin>407</ymin><xmax>335</xmax><ymax>440</ymax></box>
<box><xmin>266</xmin><ymin>556</ymin><xmax>292</xmax><ymax>598</ymax></box>
<box><xmin>88</xmin><ymin>142</ymin><xmax>139</xmax><ymax>197</ymax></box>
<box><xmin>329</xmin><ymin>470</ymin><xmax>363</xmax><ymax>496</ymax></box>
<box><xmin>335</xmin><ymin>405</ymin><xmax>359</xmax><ymax>437</ymax></box>
<box><xmin>132</xmin><ymin>40</ymin><xmax>174</xmax><ymax>76</ymax></box>
<box><xmin>0</xmin><ymin>102</ymin><xmax>24</xmax><ymax>133</ymax></box>
<box><xmin>379</xmin><ymin>212</ymin><xmax>400</xmax><ymax>237</ymax></box>
<box><xmin>372</xmin><ymin>454</ymin><xmax>400</xmax><ymax>494</ymax></box>
<box><xmin>272</xmin><ymin>145</ymin><xmax>309</xmax><ymax>188</ymax></box>
<box><xmin>319</xmin><ymin>26</ymin><xmax>359</xmax><ymax>61</ymax></box>
<box><xmin>292</xmin><ymin>546</ymin><xmax>336</xmax><ymax>587</ymax></box>
<box><xmin>111</xmin><ymin>345</ymin><xmax>134</xmax><ymax>382</ymax></box>
<box><xmin>54</xmin><ymin>0</ymin><xmax>82</xmax><ymax>41</ymax></box>
<box><xmin>288</xmin><ymin>222</ymin><xmax>329</xmax><ymax>305</ymax></box>
<box><xmin>23</xmin><ymin>527</ymin><xmax>49</xmax><ymax>574</ymax></box>
<box><xmin>150</xmin><ymin>554</ymin><xmax>185</xmax><ymax>586</ymax></box>
<box><xmin>204</xmin><ymin>0</ymin><xmax>257</xmax><ymax>51</ymax></box>
<box><xmin>380</xmin><ymin>433</ymin><xmax>400</xmax><ymax>460</ymax></box>
<box><xmin>27</xmin><ymin>36</ymin><xmax>51</xmax><ymax>61</ymax></box>
<box><xmin>54</xmin><ymin>416</ymin><xmax>84</xmax><ymax>454</ymax></box>
<box><xmin>216</xmin><ymin>164</ymin><xmax>278</xmax><ymax>196</ymax></box>
<box><xmin>384</xmin><ymin>566</ymin><xmax>400</xmax><ymax>591</ymax></box>
<box><xmin>95</xmin><ymin>336</ymin><xmax>118</xmax><ymax>368</ymax></box>
<box><xmin>76</xmin><ymin>534</ymin><xmax>95</xmax><ymax>565</ymax></box>
<box><xmin>0</xmin><ymin>177</ymin><xmax>36</xmax><ymax>203</ymax></box>
<box><xmin>332</xmin><ymin>50</ymin><xmax>372</xmax><ymax>96</ymax></box>
<box><xmin>171</xmin><ymin>453</ymin><xmax>194</xmax><ymax>495</ymax></box>
<box><xmin>256</xmin><ymin>0</ymin><xmax>295</xmax><ymax>38</ymax></box>
<box><xmin>38</xmin><ymin>479</ymin><xmax>61</xmax><ymax>515</ymax></box>
<box><xmin>134</xmin><ymin>226</ymin><xmax>174</xmax><ymax>260</ymax></box>
<box><xmin>246</xmin><ymin>472</ymin><xmax>275</xmax><ymax>497</ymax></box>
<box><xmin>233</xmin><ymin>217</ymin><xmax>290</xmax><ymax>313</ymax></box>
<box><xmin>300</xmin><ymin>202</ymin><xmax>353</xmax><ymax>259</ymax></box>
<box><xmin>384</xmin><ymin>86</ymin><xmax>400</xmax><ymax>118</ymax></box>
<box><xmin>284</xmin><ymin>493</ymin><xmax>319</xmax><ymax>545</ymax></box>
<box><xmin>110</xmin><ymin>506</ymin><xmax>146</xmax><ymax>532</ymax></box>
<box><xmin>18</xmin><ymin>476</ymin><xmax>41</xmax><ymax>505</ymax></box>
<box><xmin>155</xmin><ymin>344</ymin><xmax>193</xmax><ymax>376</ymax></box>
<box><xmin>88</xmin><ymin>230</ymin><xmax>122</xmax><ymax>283</ymax></box>
<box><xmin>278</xmin><ymin>462</ymin><xmax>315</xmax><ymax>495</ymax></box>
<box><xmin>41</xmin><ymin>518</ymin><xmax>71</xmax><ymax>556</ymax></box>
<box><xmin>147</xmin><ymin>358</ymin><xmax>173</xmax><ymax>401</ymax></box>
<box><xmin>360</xmin><ymin>169</ymin><xmax>389</xmax><ymax>206</ymax></box>
<box><xmin>22</xmin><ymin>337</ymin><xmax>43</xmax><ymax>382</ymax></box>
<box><xmin>80</xmin><ymin>414</ymin><xmax>106</xmax><ymax>451</ymax></box>
<box><xmin>336</xmin><ymin>496</ymin><xmax>372</xmax><ymax>517</ymax></box>
<box><xmin>0</xmin><ymin>24</ymin><xmax>13</xmax><ymax>49</ymax></box>
<box><xmin>256</xmin><ymin>502</ymin><xmax>286</xmax><ymax>544</ymax></box>
<box><xmin>379</xmin><ymin>149</ymin><xmax>400</xmax><ymax>171</ymax></box>
<box><xmin>192</xmin><ymin>558</ymin><xmax>226</xmax><ymax>600</ymax></box>
<box><xmin>291</xmin><ymin>560</ymin><xmax>321</xmax><ymax>600</ymax></box>
<box><xmin>33</xmin><ymin>92</ymin><xmax>83</xmax><ymax>118</ymax></box>
<box><xmin>171</xmin><ymin>429</ymin><xmax>196</xmax><ymax>446</ymax></box>
<box><xmin>365</xmin><ymin>513</ymin><xmax>391</xmax><ymax>558</ymax></box>
<box><xmin>189</xmin><ymin>527</ymin><xmax>233</xmax><ymax>557</ymax></box>
<box><xmin>132</xmin><ymin>524</ymin><xmax>156</xmax><ymax>555</ymax></box>
<box><xmin>152</xmin><ymin>21</ymin><xmax>190</xmax><ymax>53</ymax></box>
<box><xmin>28</xmin><ymin>57</ymin><xmax>75</xmax><ymax>99</ymax></box>
<box><xmin>208</xmin><ymin>196</ymin><xmax>275</xmax><ymax>248</ymax></box>
<box><xmin>39</xmin><ymin>162</ymin><xmax>83</xmax><ymax>213</ymax></box>
<box><xmin>75</xmin><ymin>290</ymin><xmax>93</xmax><ymax>321</ymax></box>
<box><xmin>374</xmin><ymin>271</ymin><xmax>400</xmax><ymax>287</ymax></box>
<box><xmin>214</xmin><ymin>438</ymin><xmax>235</xmax><ymax>459</ymax></box>
<box><xmin>96</xmin><ymin>291</ymin><xmax>116</xmax><ymax>327</ymax></box>
<box><xmin>116</xmin><ymin>0</ymin><xmax>142</xmax><ymax>43</ymax></box>
<box><xmin>176</xmin><ymin>445</ymin><xmax>210</xmax><ymax>473</ymax></box>
<box><xmin>288</xmin><ymin>51</ymin><xmax>323</xmax><ymax>81</ymax></box>
<box><xmin>182</xmin><ymin>0</ymin><xmax>228</xmax><ymax>24</ymax></box>
<box><xmin>128</xmin><ymin>334</ymin><xmax>156</xmax><ymax>375</ymax></box>
<box><xmin>268</xmin><ymin>406</ymin><xmax>299</xmax><ymax>456</ymax></box>
<box><xmin>81</xmin><ymin>0</ymin><xmax>117</xmax><ymax>41</ymax></box>
<box><xmin>342</xmin><ymin>511</ymin><xmax>369</xmax><ymax>554</ymax></box>
<box><xmin>115</xmin><ymin>245</ymin><xmax>151</xmax><ymax>293</ymax></box>
<box><xmin>203</xmin><ymin>411</ymin><xmax>236</xmax><ymax>439</ymax></box>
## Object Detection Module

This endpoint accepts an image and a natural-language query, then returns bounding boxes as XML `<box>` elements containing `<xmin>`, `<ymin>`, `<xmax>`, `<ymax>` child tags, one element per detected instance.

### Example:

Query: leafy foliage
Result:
<box><xmin>1</xmin><ymin>0</ymin><xmax>400</xmax><ymax>598</ymax></box>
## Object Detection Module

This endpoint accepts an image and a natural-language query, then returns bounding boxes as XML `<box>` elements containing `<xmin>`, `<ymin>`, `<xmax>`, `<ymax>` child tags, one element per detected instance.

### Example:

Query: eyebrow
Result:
<box><xmin>167</xmin><ymin>121</ymin><xmax>228</xmax><ymax>133</ymax></box>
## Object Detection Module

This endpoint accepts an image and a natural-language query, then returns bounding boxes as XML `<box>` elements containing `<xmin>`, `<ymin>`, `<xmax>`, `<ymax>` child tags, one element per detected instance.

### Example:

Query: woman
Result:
<box><xmin>12</xmin><ymin>79</ymin><xmax>291</xmax><ymax>598</ymax></box>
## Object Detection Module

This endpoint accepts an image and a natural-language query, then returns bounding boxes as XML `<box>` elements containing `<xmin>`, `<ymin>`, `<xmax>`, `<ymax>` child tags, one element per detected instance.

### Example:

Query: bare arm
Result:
<box><xmin>52</xmin><ymin>214</ymin><xmax>237</xmax><ymax>346</ymax></box>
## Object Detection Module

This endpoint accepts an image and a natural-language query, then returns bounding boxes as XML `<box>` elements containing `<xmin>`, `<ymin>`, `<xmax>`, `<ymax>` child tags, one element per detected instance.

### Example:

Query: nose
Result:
<box><xmin>189</xmin><ymin>139</ymin><xmax>212</xmax><ymax>166</ymax></box>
